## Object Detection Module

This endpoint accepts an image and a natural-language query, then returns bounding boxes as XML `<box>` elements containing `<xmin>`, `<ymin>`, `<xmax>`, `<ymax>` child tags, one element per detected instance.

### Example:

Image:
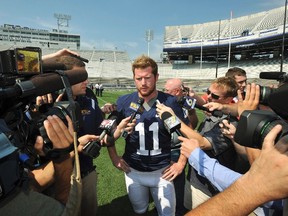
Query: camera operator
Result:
<box><xmin>0</xmin><ymin>115</ymin><xmax>75</xmax><ymax>215</ymax></box>
<box><xmin>36</xmin><ymin>53</ymin><xmax>133</xmax><ymax>216</ymax></box>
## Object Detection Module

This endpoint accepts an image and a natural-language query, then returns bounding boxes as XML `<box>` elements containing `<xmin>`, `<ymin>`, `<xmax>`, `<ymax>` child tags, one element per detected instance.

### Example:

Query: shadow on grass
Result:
<box><xmin>98</xmin><ymin>194</ymin><xmax>158</xmax><ymax>216</ymax></box>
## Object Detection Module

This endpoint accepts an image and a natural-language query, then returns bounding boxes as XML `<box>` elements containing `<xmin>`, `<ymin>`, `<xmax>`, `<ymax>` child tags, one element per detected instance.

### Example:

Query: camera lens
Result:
<box><xmin>235</xmin><ymin>110</ymin><xmax>288</xmax><ymax>149</ymax></box>
<box><xmin>255</xmin><ymin>119</ymin><xmax>284</xmax><ymax>148</ymax></box>
<box><xmin>259</xmin><ymin>86</ymin><xmax>274</xmax><ymax>105</ymax></box>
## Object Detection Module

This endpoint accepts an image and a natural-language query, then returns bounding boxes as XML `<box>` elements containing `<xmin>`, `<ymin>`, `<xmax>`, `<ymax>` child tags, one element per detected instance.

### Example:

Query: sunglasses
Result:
<box><xmin>206</xmin><ymin>88</ymin><xmax>220</xmax><ymax>100</ymax></box>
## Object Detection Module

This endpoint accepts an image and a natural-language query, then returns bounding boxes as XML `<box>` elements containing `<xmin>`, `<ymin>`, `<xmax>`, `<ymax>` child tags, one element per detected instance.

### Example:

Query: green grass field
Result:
<box><xmin>94</xmin><ymin>90</ymin><xmax>204</xmax><ymax>216</ymax></box>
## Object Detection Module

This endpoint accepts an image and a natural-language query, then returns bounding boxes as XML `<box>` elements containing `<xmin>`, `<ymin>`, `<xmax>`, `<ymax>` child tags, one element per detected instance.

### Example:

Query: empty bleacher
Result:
<box><xmin>164</xmin><ymin>6</ymin><xmax>287</xmax><ymax>44</ymax></box>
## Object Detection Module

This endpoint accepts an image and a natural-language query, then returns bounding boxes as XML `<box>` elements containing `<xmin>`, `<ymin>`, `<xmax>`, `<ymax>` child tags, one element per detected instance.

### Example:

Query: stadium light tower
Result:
<box><xmin>54</xmin><ymin>13</ymin><xmax>71</xmax><ymax>33</ymax></box>
<box><xmin>145</xmin><ymin>29</ymin><xmax>154</xmax><ymax>57</ymax></box>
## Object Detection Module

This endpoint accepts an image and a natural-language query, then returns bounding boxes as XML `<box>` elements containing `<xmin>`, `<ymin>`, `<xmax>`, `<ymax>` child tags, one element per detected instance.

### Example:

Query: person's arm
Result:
<box><xmin>33</xmin><ymin>115</ymin><xmax>74</xmax><ymax>205</ymax></box>
<box><xmin>42</xmin><ymin>48</ymin><xmax>79</xmax><ymax>61</ymax></box>
<box><xmin>156</xmin><ymin>103</ymin><xmax>212</xmax><ymax>150</ymax></box>
<box><xmin>186</xmin><ymin>124</ymin><xmax>288</xmax><ymax>216</ymax></box>
<box><xmin>187</xmin><ymin>109</ymin><xmax>198</xmax><ymax>129</ymax></box>
<box><xmin>107</xmin><ymin>145</ymin><xmax>131</xmax><ymax>173</ymax></box>
<box><xmin>180</xmin><ymin>136</ymin><xmax>242</xmax><ymax>191</ymax></box>
<box><xmin>162</xmin><ymin>154</ymin><xmax>187</xmax><ymax>181</ymax></box>
<box><xmin>113</xmin><ymin>116</ymin><xmax>135</xmax><ymax>140</ymax></box>
<box><xmin>29</xmin><ymin>161</ymin><xmax>55</xmax><ymax>192</ymax></box>
<box><xmin>187</xmin><ymin>87</ymin><xmax>206</xmax><ymax>106</ymax></box>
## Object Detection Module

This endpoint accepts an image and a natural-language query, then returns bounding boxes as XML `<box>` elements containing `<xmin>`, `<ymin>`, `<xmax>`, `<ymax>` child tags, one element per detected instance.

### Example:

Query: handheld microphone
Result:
<box><xmin>176</xmin><ymin>96</ymin><xmax>223</xmax><ymax>117</ymax></box>
<box><xmin>176</xmin><ymin>96</ymin><xmax>196</xmax><ymax>110</ymax></box>
<box><xmin>0</xmin><ymin>68</ymin><xmax>88</xmax><ymax>99</ymax></box>
<box><xmin>122</xmin><ymin>97</ymin><xmax>144</xmax><ymax>138</ymax></box>
<box><xmin>161</xmin><ymin>111</ymin><xmax>184</xmax><ymax>137</ymax></box>
<box><xmin>82</xmin><ymin>116</ymin><xmax>117</xmax><ymax>158</ymax></box>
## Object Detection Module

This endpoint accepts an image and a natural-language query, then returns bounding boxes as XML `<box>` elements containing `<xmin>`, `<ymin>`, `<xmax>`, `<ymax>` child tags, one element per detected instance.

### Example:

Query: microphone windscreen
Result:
<box><xmin>259</xmin><ymin>72</ymin><xmax>286</xmax><ymax>80</ymax></box>
<box><xmin>161</xmin><ymin>111</ymin><xmax>172</xmax><ymax>121</ymax></box>
<box><xmin>42</xmin><ymin>59</ymin><xmax>67</xmax><ymax>72</ymax></box>
<box><xmin>30</xmin><ymin>68</ymin><xmax>88</xmax><ymax>96</ymax></box>
<box><xmin>137</xmin><ymin>97</ymin><xmax>145</xmax><ymax>105</ymax></box>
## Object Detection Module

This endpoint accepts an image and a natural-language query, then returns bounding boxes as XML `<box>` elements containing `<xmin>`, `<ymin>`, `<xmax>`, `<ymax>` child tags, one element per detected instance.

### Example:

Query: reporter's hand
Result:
<box><xmin>36</xmin><ymin>93</ymin><xmax>54</xmax><ymax>106</ymax></box>
<box><xmin>101</xmin><ymin>103</ymin><xmax>117</xmax><ymax>114</ymax></box>
<box><xmin>243</xmin><ymin>124</ymin><xmax>288</xmax><ymax>201</ymax></box>
<box><xmin>179</xmin><ymin>136</ymin><xmax>200</xmax><ymax>158</ymax></box>
<box><xmin>219</xmin><ymin>119</ymin><xmax>236</xmax><ymax>140</ymax></box>
<box><xmin>156</xmin><ymin>103</ymin><xmax>176</xmax><ymax>118</ymax></box>
<box><xmin>203</xmin><ymin>102</ymin><xmax>223</xmax><ymax>112</ymax></box>
<box><xmin>78</xmin><ymin>134</ymin><xmax>98</xmax><ymax>152</ymax></box>
<box><xmin>114</xmin><ymin>116</ymin><xmax>136</xmax><ymax>139</ymax></box>
<box><xmin>238</xmin><ymin>83</ymin><xmax>260</xmax><ymax>116</ymax></box>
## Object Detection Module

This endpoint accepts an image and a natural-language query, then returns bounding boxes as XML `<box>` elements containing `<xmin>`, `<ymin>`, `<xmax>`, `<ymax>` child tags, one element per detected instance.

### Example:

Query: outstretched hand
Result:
<box><xmin>156</xmin><ymin>103</ymin><xmax>176</xmax><ymax>119</ymax></box>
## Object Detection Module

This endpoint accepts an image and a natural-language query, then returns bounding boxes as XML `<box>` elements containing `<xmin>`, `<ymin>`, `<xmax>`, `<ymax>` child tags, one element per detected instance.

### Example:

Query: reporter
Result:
<box><xmin>184</xmin><ymin>124</ymin><xmax>287</xmax><ymax>216</ymax></box>
<box><xmin>203</xmin><ymin>83</ymin><xmax>260</xmax><ymax>117</ymax></box>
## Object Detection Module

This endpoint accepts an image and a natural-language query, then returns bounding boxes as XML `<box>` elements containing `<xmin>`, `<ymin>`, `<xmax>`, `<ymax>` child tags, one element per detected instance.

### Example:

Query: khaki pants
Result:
<box><xmin>184</xmin><ymin>180</ymin><xmax>258</xmax><ymax>216</ymax></box>
<box><xmin>184</xmin><ymin>180</ymin><xmax>210</xmax><ymax>210</ymax></box>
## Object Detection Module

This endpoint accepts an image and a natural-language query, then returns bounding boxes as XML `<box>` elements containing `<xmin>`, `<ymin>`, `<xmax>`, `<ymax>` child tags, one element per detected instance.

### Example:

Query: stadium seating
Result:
<box><xmin>164</xmin><ymin>6</ymin><xmax>287</xmax><ymax>44</ymax></box>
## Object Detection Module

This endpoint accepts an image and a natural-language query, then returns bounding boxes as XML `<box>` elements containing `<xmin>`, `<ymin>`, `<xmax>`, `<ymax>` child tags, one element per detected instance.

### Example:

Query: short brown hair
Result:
<box><xmin>212</xmin><ymin>77</ymin><xmax>239</xmax><ymax>98</ymax></box>
<box><xmin>225</xmin><ymin>67</ymin><xmax>246</xmax><ymax>79</ymax></box>
<box><xmin>132</xmin><ymin>55</ymin><xmax>158</xmax><ymax>76</ymax></box>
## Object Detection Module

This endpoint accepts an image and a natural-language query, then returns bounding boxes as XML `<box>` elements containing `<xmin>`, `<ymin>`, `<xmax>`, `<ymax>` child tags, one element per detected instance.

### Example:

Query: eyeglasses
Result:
<box><xmin>206</xmin><ymin>88</ymin><xmax>220</xmax><ymax>100</ymax></box>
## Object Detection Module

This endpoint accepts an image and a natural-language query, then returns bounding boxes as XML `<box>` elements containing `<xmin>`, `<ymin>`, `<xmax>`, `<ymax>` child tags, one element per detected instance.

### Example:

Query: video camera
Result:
<box><xmin>0</xmin><ymin>47</ymin><xmax>86</xmax><ymax>168</ymax></box>
<box><xmin>234</xmin><ymin>72</ymin><xmax>288</xmax><ymax>148</ymax></box>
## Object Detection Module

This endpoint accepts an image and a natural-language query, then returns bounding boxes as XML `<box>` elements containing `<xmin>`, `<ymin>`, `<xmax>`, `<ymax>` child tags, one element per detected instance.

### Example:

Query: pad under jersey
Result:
<box><xmin>116</xmin><ymin>91</ymin><xmax>184</xmax><ymax>171</ymax></box>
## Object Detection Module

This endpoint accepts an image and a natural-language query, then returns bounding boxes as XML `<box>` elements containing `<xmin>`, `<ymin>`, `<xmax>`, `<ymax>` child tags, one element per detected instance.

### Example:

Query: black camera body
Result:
<box><xmin>235</xmin><ymin>72</ymin><xmax>288</xmax><ymax>148</ymax></box>
<box><xmin>29</xmin><ymin>101</ymin><xmax>82</xmax><ymax>152</ymax></box>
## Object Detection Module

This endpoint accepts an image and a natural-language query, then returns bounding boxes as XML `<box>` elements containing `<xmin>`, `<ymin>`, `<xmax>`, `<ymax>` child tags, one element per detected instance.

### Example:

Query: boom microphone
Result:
<box><xmin>259</xmin><ymin>72</ymin><xmax>286</xmax><ymax>80</ymax></box>
<box><xmin>0</xmin><ymin>68</ymin><xmax>88</xmax><ymax>99</ymax></box>
<box><xmin>42</xmin><ymin>61</ymin><xmax>67</xmax><ymax>72</ymax></box>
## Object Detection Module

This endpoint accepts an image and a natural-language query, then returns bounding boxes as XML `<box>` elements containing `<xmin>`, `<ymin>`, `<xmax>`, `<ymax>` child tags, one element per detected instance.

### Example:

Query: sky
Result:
<box><xmin>0</xmin><ymin>0</ymin><xmax>285</xmax><ymax>61</ymax></box>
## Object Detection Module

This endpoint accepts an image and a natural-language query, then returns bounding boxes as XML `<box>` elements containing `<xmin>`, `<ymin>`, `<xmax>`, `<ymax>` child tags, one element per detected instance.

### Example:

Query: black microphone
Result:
<box><xmin>176</xmin><ymin>96</ymin><xmax>196</xmax><ymax>110</ymax></box>
<box><xmin>194</xmin><ymin>104</ymin><xmax>223</xmax><ymax>118</ymax></box>
<box><xmin>0</xmin><ymin>68</ymin><xmax>88</xmax><ymax>99</ymax></box>
<box><xmin>42</xmin><ymin>61</ymin><xmax>67</xmax><ymax>72</ymax></box>
<box><xmin>161</xmin><ymin>111</ymin><xmax>184</xmax><ymax>137</ymax></box>
<box><xmin>122</xmin><ymin>97</ymin><xmax>144</xmax><ymax>138</ymax></box>
<box><xmin>82</xmin><ymin>116</ymin><xmax>117</xmax><ymax>158</ymax></box>
<box><xmin>259</xmin><ymin>72</ymin><xmax>286</xmax><ymax>80</ymax></box>
<box><xmin>176</xmin><ymin>96</ymin><xmax>223</xmax><ymax>117</ymax></box>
